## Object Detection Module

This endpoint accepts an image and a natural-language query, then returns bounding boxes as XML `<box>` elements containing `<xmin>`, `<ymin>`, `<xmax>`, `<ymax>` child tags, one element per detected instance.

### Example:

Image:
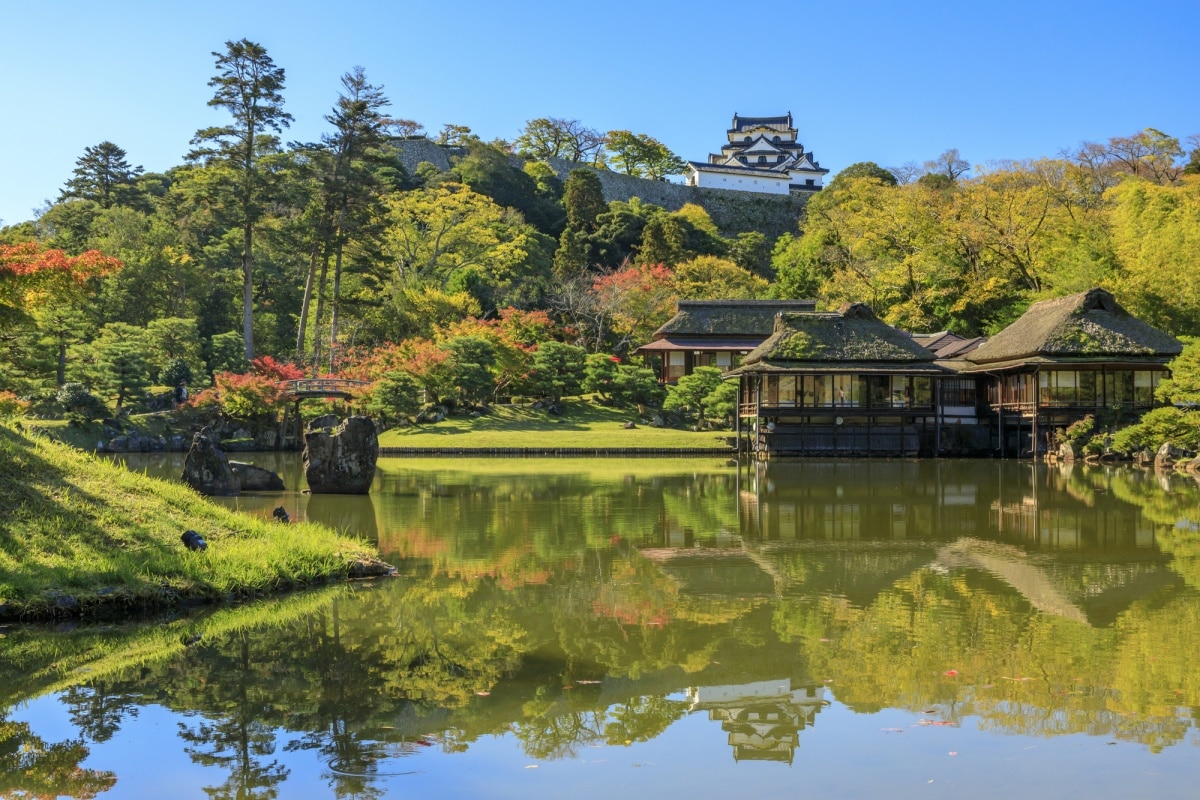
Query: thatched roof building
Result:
<box><xmin>638</xmin><ymin>299</ymin><xmax>816</xmax><ymax>382</ymax></box>
<box><xmin>964</xmin><ymin>288</ymin><xmax>1182</xmax><ymax>370</ymax></box>
<box><xmin>733</xmin><ymin>303</ymin><xmax>947</xmax><ymax>375</ymax></box>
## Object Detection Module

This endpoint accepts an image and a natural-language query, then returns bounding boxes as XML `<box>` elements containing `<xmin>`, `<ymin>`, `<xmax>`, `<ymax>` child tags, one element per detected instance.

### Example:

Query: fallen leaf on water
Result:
<box><xmin>881</xmin><ymin>728</ymin><xmax>904</xmax><ymax>734</ymax></box>
<box><xmin>475</xmin><ymin>691</ymin><xmax>491</xmax><ymax>696</ymax></box>
<box><xmin>922</xmin><ymin>709</ymin><xmax>937</xmax><ymax>714</ymax></box>
<box><xmin>949</xmin><ymin>751</ymin><xmax>958</xmax><ymax>756</ymax></box>
<box><xmin>944</xmin><ymin>669</ymin><xmax>959</xmax><ymax>677</ymax></box>
<box><xmin>524</xmin><ymin>764</ymin><xmax>539</xmax><ymax>769</ymax></box>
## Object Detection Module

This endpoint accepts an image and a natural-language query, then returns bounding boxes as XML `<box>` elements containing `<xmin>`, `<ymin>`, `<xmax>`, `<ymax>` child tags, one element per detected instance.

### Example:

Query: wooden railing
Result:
<box><xmin>281</xmin><ymin>378</ymin><xmax>369</xmax><ymax>398</ymax></box>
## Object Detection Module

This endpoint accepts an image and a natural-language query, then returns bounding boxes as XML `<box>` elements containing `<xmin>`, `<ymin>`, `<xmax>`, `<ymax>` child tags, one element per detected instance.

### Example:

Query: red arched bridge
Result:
<box><xmin>281</xmin><ymin>378</ymin><xmax>369</xmax><ymax>400</ymax></box>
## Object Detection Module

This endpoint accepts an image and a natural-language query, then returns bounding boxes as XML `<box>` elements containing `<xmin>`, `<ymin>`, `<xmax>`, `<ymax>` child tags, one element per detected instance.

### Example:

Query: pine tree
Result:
<box><xmin>190</xmin><ymin>39</ymin><xmax>292</xmax><ymax>362</ymax></box>
<box><xmin>60</xmin><ymin>141</ymin><xmax>143</xmax><ymax>207</ymax></box>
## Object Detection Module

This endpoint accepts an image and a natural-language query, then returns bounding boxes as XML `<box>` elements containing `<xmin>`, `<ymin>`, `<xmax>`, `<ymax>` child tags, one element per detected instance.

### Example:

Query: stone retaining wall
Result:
<box><xmin>391</xmin><ymin>139</ymin><xmax>810</xmax><ymax>239</ymax></box>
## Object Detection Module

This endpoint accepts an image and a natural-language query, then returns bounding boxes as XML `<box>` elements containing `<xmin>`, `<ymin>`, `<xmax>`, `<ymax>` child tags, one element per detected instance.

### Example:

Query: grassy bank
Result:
<box><xmin>378</xmin><ymin>401</ymin><xmax>734</xmax><ymax>451</ymax></box>
<box><xmin>0</xmin><ymin>424</ymin><xmax>383</xmax><ymax>620</ymax></box>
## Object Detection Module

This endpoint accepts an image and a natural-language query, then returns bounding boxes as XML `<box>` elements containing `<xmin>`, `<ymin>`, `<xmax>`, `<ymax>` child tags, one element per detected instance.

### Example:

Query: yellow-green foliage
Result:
<box><xmin>0</xmin><ymin>425</ymin><xmax>377</xmax><ymax>617</ymax></box>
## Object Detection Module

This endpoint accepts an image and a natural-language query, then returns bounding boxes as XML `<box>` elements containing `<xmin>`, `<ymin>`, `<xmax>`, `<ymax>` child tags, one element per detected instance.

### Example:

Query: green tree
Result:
<box><xmin>605</xmin><ymin>131</ymin><xmax>686</xmax><ymax>179</ymax></box>
<box><xmin>366</xmin><ymin>370</ymin><xmax>422</xmax><ymax>421</ymax></box>
<box><xmin>145</xmin><ymin>317</ymin><xmax>205</xmax><ymax>380</ymax></box>
<box><xmin>663</xmin><ymin>366</ymin><xmax>725</xmax><ymax>426</ymax></box>
<box><xmin>528</xmin><ymin>341</ymin><xmax>587</xmax><ymax>402</ymax></box>
<box><xmin>90</xmin><ymin>323</ymin><xmax>153</xmax><ymax>409</ymax></box>
<box><xmin>828</xmin><ymin>161</ymin><xmax>898</xmax><ymax>189</ymax></box>
<box><xmin>515</xmin><ymin>118</ymin><xmax>606</xmax><ymax>163</ymax></box>
<box><xmin>1156</xmin><ymin>337</ymin><xmax>1200</xmax><ymax>405</ymax></box>
<box><xmin>298</xmin><ymin>67</ymin><xmax>395</xmax><ymax>369</ymax></box>
<box><xmin>582</xmin><ymin>352</ymin><xmax>620</xmax><ymax>400</ymax></box>
<box><xmin>451</xmin><ymin>141</ymin><xmax>565</xmax><ymax>235</ymax></box>
<box><xmin>59</xmin><ymin>141</ymin><xmax>144</xmax><ymax>208</ymax></box>
<box><xmin>609</xmin><ymin>364</ymin><xmax>664</xmax><ymax>413</ymax></box>
<box><xmin>673</xmin><ymin>255</ymin><xmax>768</xmax><ymax>299</ymax></box>
<box><xmin>190</xmin><ymin>39</ymin><xmax>293</xmax><ymax>362</ymax></box>
<box><xmin>444</xmin><ymin>335</ymin><xmax>497</xmax><ymax>406</ymax></box>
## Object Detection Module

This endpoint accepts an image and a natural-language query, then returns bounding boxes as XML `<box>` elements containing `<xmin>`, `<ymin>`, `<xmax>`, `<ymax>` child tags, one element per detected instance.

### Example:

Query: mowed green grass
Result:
<box><xmin>378</xmin><ymin>401</ymin><xmax>734</xmax><ymax>450</ymax></box>
<box><xmin>0</xmin><ymin>424</ymin><xmax>379</xmax><ymax>619</ymax></box>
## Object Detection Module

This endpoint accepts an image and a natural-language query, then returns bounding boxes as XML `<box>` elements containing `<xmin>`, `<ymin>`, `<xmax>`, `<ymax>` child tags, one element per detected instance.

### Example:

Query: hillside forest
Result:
<box><xmin>2</xmin><ymin>39</ymin><xmax>1200</xmax><ymax>431</ymax></box>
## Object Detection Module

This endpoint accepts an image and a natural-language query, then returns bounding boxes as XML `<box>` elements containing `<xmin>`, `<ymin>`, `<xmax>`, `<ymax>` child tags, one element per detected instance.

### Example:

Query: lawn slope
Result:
<box><xmin>0</xmin><ymin>424</ymin><xmax>381</xmax><ymax>620</ymax></box>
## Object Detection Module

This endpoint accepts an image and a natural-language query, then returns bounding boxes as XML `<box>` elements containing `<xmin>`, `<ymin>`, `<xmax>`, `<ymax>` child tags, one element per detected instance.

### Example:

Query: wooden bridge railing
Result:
<box><xmin>281</xmin><ymin>378</ymin><xmax>370</xmax><ymax>398</ymax></box>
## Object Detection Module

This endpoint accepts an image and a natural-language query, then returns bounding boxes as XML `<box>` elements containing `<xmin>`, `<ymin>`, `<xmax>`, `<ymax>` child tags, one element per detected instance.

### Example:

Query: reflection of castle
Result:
<box><xmin>687</xmin><ymin>679</ymin><xmax>826</xmax><ymax>764</ymax></box>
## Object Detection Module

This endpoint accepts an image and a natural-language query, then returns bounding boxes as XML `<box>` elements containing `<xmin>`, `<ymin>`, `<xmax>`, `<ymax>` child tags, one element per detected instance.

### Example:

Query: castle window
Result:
<box><xmin>758</xmin><ymin>155</ymin><xmax>766</xmax><ymax>164</ymax></box>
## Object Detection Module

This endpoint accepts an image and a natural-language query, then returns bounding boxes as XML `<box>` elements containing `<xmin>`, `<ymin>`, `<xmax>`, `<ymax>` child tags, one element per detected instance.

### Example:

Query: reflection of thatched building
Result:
<box><xmin>686</xmin><ymin>679</ymin><xmax>826</xmax><ymax>764</ymax></box>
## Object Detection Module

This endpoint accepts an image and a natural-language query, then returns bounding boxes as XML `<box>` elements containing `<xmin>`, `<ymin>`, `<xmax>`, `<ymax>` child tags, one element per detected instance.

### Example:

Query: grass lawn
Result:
<box><xmin>378</xmin><ymin>401</ymin><xmax>735</xmax><ymax>451</ymax></box>
<box><xmin>0</xmin><ymin>424</ymin><xmax>382</xmax><ymax>620</ymax></box>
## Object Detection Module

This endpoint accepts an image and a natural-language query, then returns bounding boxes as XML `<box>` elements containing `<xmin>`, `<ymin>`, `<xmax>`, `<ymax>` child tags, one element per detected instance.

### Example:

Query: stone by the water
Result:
<box><xmin>303</xmin><ymin>416</ymin><xmax>379</xmax><ymax>495</ymax></box>
<box><xmin>181</xmin><ymin>427</ymin><xmax>240</xmax><ymax>496</ymax></box>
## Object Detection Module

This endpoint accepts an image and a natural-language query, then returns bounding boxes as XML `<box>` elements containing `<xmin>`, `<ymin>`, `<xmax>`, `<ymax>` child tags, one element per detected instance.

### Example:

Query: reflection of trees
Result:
<box><xmin>63</xmin><ymin>682</ymin><xmax>140</xmax><ymax>743</ymax></box>
<box><xmin>176</xmin><ymin>632</ymin><xmax>290</xmax><ymax>800</ymax></box>
<box><xmin>0</xmin><ymin>712</ymin><xmax>116</xmax><ymax>799</ymax></box>
<box><xmin>9</xmin><ymin>456</ymin><xmax>1200</xmax><ymax>778</ymax></box>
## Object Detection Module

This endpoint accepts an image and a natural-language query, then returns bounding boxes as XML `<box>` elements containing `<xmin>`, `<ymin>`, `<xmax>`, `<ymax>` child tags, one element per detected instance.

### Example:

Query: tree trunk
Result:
<box><xmin>242</xmin><ymin>220</ymin><xmax>254</xmax><ymax>361</ymax></box>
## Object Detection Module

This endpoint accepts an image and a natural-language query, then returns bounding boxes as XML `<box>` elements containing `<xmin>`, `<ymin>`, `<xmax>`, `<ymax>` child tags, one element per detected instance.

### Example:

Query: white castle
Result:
<box><xmin>685</xmin><ymin>112</ymin><xmax>828</xmax><ymax>195</ymax></box>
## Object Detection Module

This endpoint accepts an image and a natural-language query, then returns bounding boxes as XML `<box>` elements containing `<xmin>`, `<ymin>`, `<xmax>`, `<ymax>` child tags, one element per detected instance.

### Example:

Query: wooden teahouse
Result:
<box><xmin>958</xmin><ymin>288</ymin><xmax>1182</xmax><ymax>456</ymax></box>
<box><xmin>729</xmin><ymin>303</ymin><xmax>951</xmax><ymax>457</ymax></box>
<box><xmin>637</xmin><ymin>299</ymin><xmax>816</xmax><ymax>383</ymax></box>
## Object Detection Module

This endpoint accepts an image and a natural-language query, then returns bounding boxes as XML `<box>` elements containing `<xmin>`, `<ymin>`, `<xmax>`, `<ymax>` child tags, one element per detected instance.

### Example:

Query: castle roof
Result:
<box><xmin>730</xmin><ymin>113</ymin><xmax>794</xmax><ymax>133</ymax></box>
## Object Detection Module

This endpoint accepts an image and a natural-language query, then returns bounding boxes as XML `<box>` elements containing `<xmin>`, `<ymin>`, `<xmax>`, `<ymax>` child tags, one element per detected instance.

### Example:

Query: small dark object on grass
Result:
<box><xmin>272</xmin><ymin>506</ymin><xmax>290</xmax><ymax>523</ymax></box>
<box><xmin>181</xmin><ymin>530</ymin><xmax>207</xmax><ymax>551</ymax></box>
<box><xmin>183</xmin><ymin>633</ymin><xmax>202</xmax><ymax>647</ymax></box>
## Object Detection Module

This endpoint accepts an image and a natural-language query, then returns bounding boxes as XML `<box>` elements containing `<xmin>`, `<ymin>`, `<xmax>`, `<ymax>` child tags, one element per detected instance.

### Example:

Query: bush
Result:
<box><xmin>366</xmin><ymin>371</ymin><xmax>423</xmax><ymax>422</ymax></box>
<box><xmin>1055</xmin><ymin>415</ymin><xmax>1095</xmax><ymax>447</ymax></box>
<box><xmin>0</xmin><ymin>390</ymin><xmax>30</xmax><ymax>418</ymax></box>
<box><xmin>1109</xmin><ymin>407</ymin><xmax>1200</xmax><ymax>455</ymax></box>
<box><xmin>159</xmin><ymin>358</ymin><xmax>194</xmax><ymax>388</ymax></box>
<box><xmin>55</xmin><ymin>382</ymin><xmax>107</xmax><ymax>423</ymax></box>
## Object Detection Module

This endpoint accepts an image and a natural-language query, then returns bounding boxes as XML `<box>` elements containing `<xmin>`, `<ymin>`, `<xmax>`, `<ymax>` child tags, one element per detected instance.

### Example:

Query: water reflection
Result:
<box><xmin>5</xmin><ymin>458</ymin><xmax>1200</xmax><ymax>797</ymax></box>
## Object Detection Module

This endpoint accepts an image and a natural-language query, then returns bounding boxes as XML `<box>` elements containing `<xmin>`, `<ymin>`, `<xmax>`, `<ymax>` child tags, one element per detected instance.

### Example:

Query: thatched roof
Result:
<box><xmin>653</xmin><ymin>299</ymin><xmax>817</xmax><ymax>338</ymax></box>
<box><xmin>965</xmin><ymin>289</ymin><xmax>1182</xmax><ymax>368</ymax></box>
<box><xmin>731</xmin><ymin>304</ymin><xmax>944</xmax><ymax>374</ymax></box>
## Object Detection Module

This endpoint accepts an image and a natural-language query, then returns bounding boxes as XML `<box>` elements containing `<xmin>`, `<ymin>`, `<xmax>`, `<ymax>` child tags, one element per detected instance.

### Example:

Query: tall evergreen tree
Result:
<box><xmin>59</xmin><ymin>141</ymin><xmax>143</xmax><ymax>207</ymax></box>
<box><xmin>299</xmin><ymin>66</ymin><xmax>393</xmax><ymax>369</ymax></box>
<box><xmin>190</xmin><ymin>39</ymin><xmax>292</xmax><ymax>361</ymax></box>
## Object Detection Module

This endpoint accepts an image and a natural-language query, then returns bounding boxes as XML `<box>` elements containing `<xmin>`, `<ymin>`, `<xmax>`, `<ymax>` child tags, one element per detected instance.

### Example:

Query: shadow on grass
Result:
<box><xmin>0</xmin><ymin>426</ymin><xmax>195</xmax><ymax>609</ymax></box>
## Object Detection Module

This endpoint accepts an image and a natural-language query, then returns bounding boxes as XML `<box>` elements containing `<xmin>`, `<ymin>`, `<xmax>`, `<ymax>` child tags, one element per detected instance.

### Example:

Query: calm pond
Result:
<box><xmin>4</xmin><ymin>456</ymin><xmax>1200</xmax><ymax>799</ymax></box>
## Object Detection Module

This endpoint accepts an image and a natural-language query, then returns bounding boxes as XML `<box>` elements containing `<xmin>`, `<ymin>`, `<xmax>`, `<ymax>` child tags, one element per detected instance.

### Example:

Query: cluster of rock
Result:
<box><xmin>181</xmin><ymin>416</ymin><xmax>380</xmax><ymax>497</ymax></box>
<box><xmin>96</xmin><ymin>417</ymin><xmax>286</xmax><ymax>454</ymax></box>
<box><xmin>1057</xmin><ymin>440</ymin><xmax>1200</xmax><ymax>473</ymax></box>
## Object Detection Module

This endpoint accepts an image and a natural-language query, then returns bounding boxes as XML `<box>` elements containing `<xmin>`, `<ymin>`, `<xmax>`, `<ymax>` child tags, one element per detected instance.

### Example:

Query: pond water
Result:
<box><xmin>4</xmin><ymin>456</ymin><xmax>1200</xmax><ymax>799</ymax></box>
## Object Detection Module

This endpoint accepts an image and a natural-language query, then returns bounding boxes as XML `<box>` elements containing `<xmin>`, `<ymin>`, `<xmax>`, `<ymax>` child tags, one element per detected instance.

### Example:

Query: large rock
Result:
<box><xmin>228</xmin><ymin>461</ymin><xmax>286</xmax><ymax>491</ymax></box>
<box><xmin>303</xmin><ymin>416</ymin><xmax>379</xmax><ymax>495</ymax></box>
<box><xmin>182</xmin><ymin>427</ymin><xmax>240</xmax><ymax>496</ymax></box>
<box><xmin>1058</xmin><ymin>441</ymin><xmax>1078</xmax><ymax>464</ymax></box>
<box><xmin>1155</xmin><ymin>442</ymin><xmax>1184</xmax><ymax>470</ymax></box>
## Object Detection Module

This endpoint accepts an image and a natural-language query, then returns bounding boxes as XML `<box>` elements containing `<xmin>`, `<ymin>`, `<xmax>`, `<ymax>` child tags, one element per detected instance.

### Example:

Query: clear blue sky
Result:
<box><xmin>2</xmin><ymin>0</ymin><xmax>1197</xmax><ymax>227</ymax></box>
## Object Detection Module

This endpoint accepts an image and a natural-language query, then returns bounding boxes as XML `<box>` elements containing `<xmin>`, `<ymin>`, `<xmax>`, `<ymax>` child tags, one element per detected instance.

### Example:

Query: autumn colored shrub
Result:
<box><xmin>0</xmin><ymin>391</ymin><xmax>30</xmax><ymax>418</ymax></box>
